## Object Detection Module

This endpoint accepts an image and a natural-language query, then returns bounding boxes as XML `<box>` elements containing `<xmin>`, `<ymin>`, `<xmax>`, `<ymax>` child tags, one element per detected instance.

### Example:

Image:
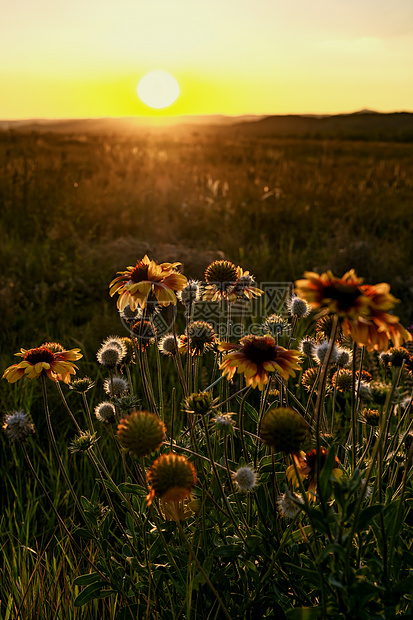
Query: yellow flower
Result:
<box><xmin>219</xmin><ymin>335</ymin><xmax>301</xmax><ymax>391</ymax></box>
<box><xmin>146</xmin><ymin>453</ymin><xmax>197</xmax><ymax>506</ymax></box>
<box><xmin>2</xmin><ymin>345</ymin><xmax>82</xmax><ymax>384</ymax></box>
<box><xmin>109</xmin><ymin>255</ymin><xmax>187</xmax><ymax>311</ymax></box>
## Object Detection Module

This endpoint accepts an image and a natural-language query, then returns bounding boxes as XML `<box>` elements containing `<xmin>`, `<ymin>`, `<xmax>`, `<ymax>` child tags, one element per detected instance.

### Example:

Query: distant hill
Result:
<box><xmin>1</xmin><ymin>111</ymin><xmax>413</xmax><ymax>141</ymax></box>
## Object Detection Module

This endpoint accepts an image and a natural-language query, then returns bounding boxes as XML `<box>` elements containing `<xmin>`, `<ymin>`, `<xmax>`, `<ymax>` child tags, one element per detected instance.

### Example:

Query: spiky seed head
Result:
<box><xmin>158</xmin><ymin>334</ymin><xmax>179</xmax><ymax>356</ymax></box>
<box><xmin>369</xmin><ymin>381</ymin><xmax>390</xmax><ymax>406</ymax></box>
<box><xmin>2</xmin><ymin>410</ymin><xmax>35</xmax><ymax>442</ymax></box>
<box><xmin>313</xmin><ymin>340</ymin><xmax>339</xmax><ymax>365</ymax></box>
<box><xmin>185</xmin><ymin>391</ymin><xmax>214</xmax><ymax>415</ymax></box>
<box><xmin>117</xmin><ymin>410</ymin><xmax>166</xmax><ymax>458</ymax></box>
<box><xmin>69</xmin><ymin>376</ymin><xmax>95</xmax><ymax>393</ymax></box>
<box><xmin>387</xmin><ymin>346</ymin><xmax>411</xmax><ymax>368</ymax></box>
<box><xmin>301</xmin><ymin>368</ymin><xmax>319</xmax><ymax>393</ymax></box>
<box><xmin>260</xmin><ymin>407</ymin><xmax>309</xmax><ymax>453</ymax></box>
<box><xmin>214</xmin><ymin>413</ymin><xmax>235</xmax><ymax>434</ymax></box>
<box><xmin>205</xmin><ymin>260</ymin><xmax>238</xmax><ymax>284</ymax></box>
<box><xmin>97</xmin><ymin>345</ymin><xmax>124</xmax><ymax>369</ymax></box>
<box><xmin>361</xmin><ymin>408</ymin><xmax>380</xmax><ymax>426</ymax></box>
<box><xmin>298</xmin><ymin>336</ymin><xmax>316</xmax><ymax>357</ymax></box>
<box><xmin>287</xmin><ymin>296</ymin><xmax>310</xmax><ymax>318</ymax></box>
<box><xmin>262</xmin><ymin>314</ymin><xmax>290</xmax><ymax>337</ymax></box>
<box><xmin>233</xmin><ymin>466</ymin><xmax>257</xmax><ymax>492</ymax></box>
<box><xmin>177</xmin><ymin>280</ymin><xmax>201</xmax><ymax>307</ymax></box>
<box><xmin>69</xmin><ymin>431</ymin><xmax>99</xmax><ymax>453</ymax></box>
<box><xmin>103</xmin><ymin>376</ymin><xmax>129</xmax><ymax>397</ymax></box>
<box><xmin>94</xmin><ymin>401</ymin><xmax>116</xmax><ymax>423</ymax></box>
<box><xmin>146</xmin><ymin>453</ymin><xmax>197</xmax><ymax>506</ymax></box>
<box><xmin>336</xmin><ymin>347</ymin><xmax>352</xmax><ymax>367</ymax></box>
<box><xmin>331</xmin><ymin>369</ymin><xmax>353</xmax><ymax>392</ymax></box>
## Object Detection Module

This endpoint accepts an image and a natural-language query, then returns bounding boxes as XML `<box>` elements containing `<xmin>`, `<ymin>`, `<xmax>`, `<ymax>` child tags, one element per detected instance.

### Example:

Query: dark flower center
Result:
<box><xmin>129</xmin><ymin>261</ymin><xmax>150</xmax><ymax>283</ymax></box>
<box><xmin>322</xmin><ymin>284</ymin><xmax>363</xmax><ymax>311</ymax></box>
<box><xmin>304</xmin><ymin>448</ymin><xmax>329</xmax><ymax>473</ymax></box>
<box><xmin>24</xmin><ymin>346</ymin><xmax>56</xmax><ymax>364</ymax></box>
<box><xmin>242</xmin><ymin>338</ymin><xmax>278</xmax><ymax>363</ymax></box>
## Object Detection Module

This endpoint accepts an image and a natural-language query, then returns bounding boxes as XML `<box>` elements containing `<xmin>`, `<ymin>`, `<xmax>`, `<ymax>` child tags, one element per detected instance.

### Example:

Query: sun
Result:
<box><xmin>137</xmin><ymin>71</ymin><xmax>180</xmax><ymax>109</ymax></box>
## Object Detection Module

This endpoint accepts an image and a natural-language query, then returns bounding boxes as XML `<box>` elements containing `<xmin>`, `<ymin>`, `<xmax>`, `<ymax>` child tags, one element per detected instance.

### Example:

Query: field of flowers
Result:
<box><xmin>1</xmin><ymin>129</ymin><xmax>413</xmax><ymax>619</ymax></box>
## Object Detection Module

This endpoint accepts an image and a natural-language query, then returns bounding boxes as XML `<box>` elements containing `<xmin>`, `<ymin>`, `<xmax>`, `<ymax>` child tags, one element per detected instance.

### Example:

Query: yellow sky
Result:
<box><xmin>1</xmin><ymin>0</ymin><xmax>412</xmax><ymax>119</ymax></box>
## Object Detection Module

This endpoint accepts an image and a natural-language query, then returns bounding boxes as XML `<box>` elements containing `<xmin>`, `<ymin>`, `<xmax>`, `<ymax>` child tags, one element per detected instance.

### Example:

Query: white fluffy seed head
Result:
<box><xmin>336</xmin><ymin>347</ymin><xmax>352</xmax><ymax>367</ymax></box>
<box><xmin>3</xmin><ymin>410</ymin><xmax>35</xmax><ymax>442</ymax></box>
<box><xmin>298</xmin><ymin>336</ymin><xmax>316</xmax><ymax>357</ymax></box>
<box><xmin>313</xmin><ymin>340</ymin><xmax>339</xmax><ymax>365</ymax></box>
<box><xmin>97</xmin><ymin>345</ymin><xmax>123</xmax><ymax>368</ymax></box>
<box><xmin>94</xmin><ymin>402</ymin><xmax>116</xmax><ymax>422</ymax></box>
<box><xmin>103</xmin><ymin>376</ymin><xmax>129</xmax><ymax>397</ymax></box>
<box><xmin>277</xmin><ymin>492</ymin><xmax>304</xmax><ymax>518</ymax></box>
<box><xmin>233</xmin><ymin>466</ymin><xmax>257</xmax><ymax>492</ymax></box>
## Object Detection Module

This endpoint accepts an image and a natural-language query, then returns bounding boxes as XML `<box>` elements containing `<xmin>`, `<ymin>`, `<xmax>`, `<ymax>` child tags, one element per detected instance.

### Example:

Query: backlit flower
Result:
<box><xmin>2</xmin><ymin>345</ymin><xmax>82</xmax><ymax>384</ymax></box>
<box><xmin>219</xmin><ymin>335</ymin><xmax>301</xmax><ymax>390</ymax></box>
<box><xmin>179</xmin><ymin>321</ymin><xmax>216</xmax><ymax>355</ymax></box>
<box><xmin>103</xmin><ymin>376</ymin><xmax>129</xmax><ymax>397</ymax></box>
<box><xmin>287</xmin><ymin>447</ymin><xmax>341</xmax><ymax>497</ymax></box>
<box><xmin>260</xmin><ymin>407</ymin><xmax>309</xmax><ymax>453</ymax></box>
<box><xmin>146</xmin><ymin>452</ymin><xmax>197</xmax><ymax>506</ymax></box>
<box><xmin>109</xmin><ymin>254</ymin><xmax>187</xmax><ymax>311</ymax></box>
<box><xmin>233</xmin><ymin>466</ymin><xmax>257</xmax><ymax>492</ymax></box>
<box><xmin>277</xmin><ymin>491</ymin><xmax>304</xmax><ymax>518</ymax></box>
<box><xmin>3</xmin><ymin>410</ymin><xmax>35</xmax><ymax>442</ymax></box>
<box><xmin>203</xmin><ymin>260</ymin><xmax>238</xmax><ymax>301</ymax></box>
<box><xmin>94</xmin><ymin>401</ymin><xmax>116</xmax><ymax>423</ymax></box>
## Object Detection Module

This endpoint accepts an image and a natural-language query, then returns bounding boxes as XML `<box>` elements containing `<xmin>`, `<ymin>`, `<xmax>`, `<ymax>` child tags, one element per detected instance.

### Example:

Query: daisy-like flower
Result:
<box><xmin>109</xmin><ymin>254</ymin><xmax>187</xmax><ymax>311</ymax></box>
<box><xmin>131</xmin><ymin>320</ymin><xmax>157</xmax><ymax>348</ymax></box>
<box><xmin>227</xmin><ymin>269</ymin><xmax>264</xmax><ymax>302</ymax></box>
<box><xmin>277</xmin><ymin>491</ymin><xmax>304</xmax><ymax>518</ymax></box>
<box><xmin>331</xmin><ymin>369</ymin><xmax>353</xmax><ymax>392</ymax></box>
<box><xmin>286</xmin><ymin>447</ymin><xmax>341</xmax><ymax>497</ymax></box>
<box><xmin>203</xmin><ymin>259</ymin><xmax>239</xmax><ymax>301</ymax></box>
<box><xmin>103</xmin><ymin>376</ymin><xmax>129</xmax><ymax>397</ymax></box>
<box><xmin>301</xmin><ymin>368</ymin><xmax>319</xmax><ymax>393</ymax></box>
<box><xmin>146</xmin><ymin>452</ymin><xmax>197</xmax><ymax>507</ymax></box>
<box><xmin>233</xmin><ymin>466</ymin><xmax>257</xmax><ymax>492</ymax></box>
<box><xmin>3</xmin><ymin>410</ymin><xmax>35</xmax><ymax>442</ymax></box>
<box><xmin>2</xmin><ymin>344</ymin><xmax>82</xmax><ymax>384</ymax></box>
<box><xmin>179</xmin><ymin>321</ymin><xmax>216</xmax><ymax>356</ymax></box>
<box><xmin>219</xmin><ymin>335</ymin><xmax>301</xmax><ymax>391</ymax></box>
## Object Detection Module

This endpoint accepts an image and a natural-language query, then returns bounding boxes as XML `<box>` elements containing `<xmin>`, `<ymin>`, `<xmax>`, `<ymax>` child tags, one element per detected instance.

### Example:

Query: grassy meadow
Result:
<box><xmin>1</xmin><ymin>127</ymin><xmax>413</xmax><ymax>619</ymax></box>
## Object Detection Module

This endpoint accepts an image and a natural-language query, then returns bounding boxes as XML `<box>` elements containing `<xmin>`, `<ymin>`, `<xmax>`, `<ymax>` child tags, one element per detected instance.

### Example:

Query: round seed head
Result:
<box><xmin>103</xmin><ymin>376</ymin><xmax>129</xmax><ymax>397</ymax></box>
<box><xmin>260</xmin><ymin>407</ymin><xmax>309</xmax><ymax>453</ymax></box>
<box><xmin>3</xmin><ymin>410</ymin><xmax>35</xmax><ymax>442</ymax></box>
<box><xmin>146</xmin><ymin>452</ymin><xmax>197</xmax><ymax>506</ymax></box>
<box><xmin>233</xmin><ymin>466</ymin><xmax>257</xmax><ymax>492</ymax></box>
<box><xmin>117</xmin><ymin>410</ymin><xmax>166</xmax><ymax>458</ymax></box>
<box><xmin>287</xmin><ymin>296</ymin><xmax>310</xmax><ymax>318</ymax></box>
<box><xmin>95</xmin><ymin>401</ymin><xmax>116</xmax><ymax>423</ymax></box>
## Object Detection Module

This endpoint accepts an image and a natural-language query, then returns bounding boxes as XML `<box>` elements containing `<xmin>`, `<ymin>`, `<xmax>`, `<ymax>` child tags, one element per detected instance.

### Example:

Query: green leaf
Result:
<box><xmin>212</xmin><ymin>544</ymin><xmax>243</xmax><ymax>558</ymax></box>
<box><xmin>118</xmin><ymin>482</ymin><xmax>147</xmax><ymax>496</ymax></box>
<box><xmin>73</xmin><ymin>572</ymin><xmax>104</xmax><ymax>586</ymax></box>
<box><xmin>356</xmin><ymin>504</ymin><xmax>384</xmax><ymax>532</ymax></box>
<box><xmin>74</xmin><ymin>581</ymin><xmax>109</xmax><ymax>606</ymax></box>
<box><xmin>73</xmin><ymin>527</ymin><xmax>96</xmax><ymax>541</ymax></box>
<box><xmin>318</xmin><ymin>445</ymin><xmax>337</xmax><ymax>501</ymax></box>
<box><xmin>286</xmin><ymin>605</ymin><xmax>326</xmax><ymax>619</ymax></box>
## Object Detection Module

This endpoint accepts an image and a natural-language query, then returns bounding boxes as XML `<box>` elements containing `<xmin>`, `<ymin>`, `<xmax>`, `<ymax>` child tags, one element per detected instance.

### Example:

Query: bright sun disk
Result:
<box><xmin>137</xmin><ymin>71</ymin><xmax>180</xmax><ymax>109</ymax></box>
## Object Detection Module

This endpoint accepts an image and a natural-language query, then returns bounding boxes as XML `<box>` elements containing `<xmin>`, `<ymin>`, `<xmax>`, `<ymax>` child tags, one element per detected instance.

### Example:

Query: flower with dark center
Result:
<box><xmin>355</xmin><ymin>369</ymin><xmax>372</xmax><ymax>383</ymax></box>
<box><xmin>146</xmin><ymin>453</ymin><xmax>197</xmax><ymax>506</ymax></box>
<box><xmin>109</xmin><ymin>254</ymin><xmax>187</xmax><ymax>311</ymax></box>
<box><xmin>219</xmin><ymin>335</ymin><xmax>301</xmax><ymax>390</ymax></box>
<box><xmin>361</xmin><ymin>408</ymin><xmax>380</xmax><ymax>426</ymax></box>
<box><xmin>3</xmin><ymin>345</ymin><xmax>82</xmax><ymax>384</ymax></box>
<box><xmin>158</xmin><ymin>334</ymin><xmax>180</xmax><ymax>356</ymax></box>
<box><xmin>203</xmin><ymin>260</ymin><xmax>239</xmax><ymax>301</ymax></box>
<box><xmin>387</xmin><ymin>346</ymin><xmax>411</xmax><ymax>368</ymax></box>
<box><xmin>228</xmin><ymin>269</ymin><xmax>264</xmax><ymax>301</ymax></box>
<box><xmin>3</xmin><ymin>410</ymin><xmax>35</xmax><ymax>442</ymax></box>
<box><xmin>287</xmin><ymin>447</ymin><xmax>341</xmax><ymax>497</ymax></box>
<box><xmin>117</xmin><ymin>410</ymin><xmax>166</xmax><ymax>458</ymax></box>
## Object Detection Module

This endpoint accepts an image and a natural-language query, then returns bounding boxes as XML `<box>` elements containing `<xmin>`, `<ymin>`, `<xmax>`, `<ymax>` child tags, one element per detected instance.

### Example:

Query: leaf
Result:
<box><xmin>118</xmin><ymin>482</ymin><xmax>147</xmax><ymax>496</ymax></box>
<box><xmin>318</xmin><ymin>445</ymin><xmax>337</xmax><ymax>501</ymax></box>
<box><xmin>73</xmin><ymin>572</ymin><xmax>104</xmax><ymax>586</ymax></box>
<box><xmin>356</xmin><ymin>504</ymin><xmax>384</xmax><ymax>532</ymax></box>
<box><xmin>286</xmin><ymin>605</ymin><xmax>326</xmax><ymax>619</ymax></box>
<box><xmin>74</xmin><ymin>581</ymin><xmax>110</xmax><ymax>606</ymax></box>
<box><xmin>212</xmin><ymin>544</ymin><xmax>243</xmax><ymax>558</ymax></box>
<box><xmin>73</xmin><ymin>527</ymin><xmax>96</xmax><ymax>541</ymax></box>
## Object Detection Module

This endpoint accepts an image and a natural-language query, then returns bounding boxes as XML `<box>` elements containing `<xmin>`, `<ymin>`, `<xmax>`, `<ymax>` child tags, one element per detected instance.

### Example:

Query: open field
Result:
<box><xmin>1</xmin><ymin>127</ymin><xmax>413</xmax><ymax>618</ymax></box>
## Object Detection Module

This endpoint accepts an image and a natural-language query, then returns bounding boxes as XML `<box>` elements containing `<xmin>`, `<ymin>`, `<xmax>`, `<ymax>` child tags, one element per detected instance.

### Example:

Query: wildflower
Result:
<box><xmin>111</xmin><ymin>394</ymin><xmax>141</xmax><ymax>414</ymax></box>
<box><xmin>203</xmin><ymin>259</ymin><xmax>238</xmax><ymax>301</ymax></box>
<box><xmin>316</xmin><ymin>315</ymin><xmax>343</xmax><ymax>342</ymax></box>
<box><xmin>301</xmin><ymin>368</ymin><xmax>319</xmax><ymax>393</ymax></box>
<box><xmin>177</xmin><ymin>279</ymin><xmax>202</xmax><ymax>307</ymax></box>
<box><xmin>179</xmin><ymin>321</ymin><xmax>216</xmax><ymax>355</ymax></box>
<box><xmin>379</xmin><ymin>351</ymin><xmax>391</xmax><ymax>366</ymax></box>
<box><xmin>331</xmin><ymin>369</ymin><xmax>353</xmax><ymax>392</ymax></box>
<box><xmin>3</xmin><ymin>410</ymin><xmax>35</xmax><ymax>442</ymax></box>
<box><xmin>277</xmin><ymin>491</ymin><xmax>304</xmax><ymax>518</ymax></box>
<box><xmin>146</xmin><ymin>453</ymin><xmax>197</xmax><ymax>506</ymax></box>
<box><xmin>214</xmin><ymin>413</ymin><xmax>235</xmax><ymax>434</ymax></box>
<box><xmin>312</xmin><ymin>340</ymin><xmax>339</xmax><ymax>365</ymax></box>
<box><xmin>117</xmin><ymin>410</ymin><xmax>166</xmax><ymax>458</ymax></box>
<box><xmin>219</xmin><ymin>335</ymin><xmax>301</xmax><ymax>391</ymax></box>
<box><xmin>69</xmin><ymin>376</ymin><xmax>95</xmax><ymax>393</ymax></box>
<box><xmin>2</xmin><ymin>344</ymin><xmax>82</xmax><ymax>384</ymax></box>
<box><xmin>298</xmin><ymin>336</ymin><xmax>317</xmax><ymax>357</ymax></box>
<box><xmin>119</xmin><ymin>304</ymin><xmax>141</xmax><ymax>323</ymax></box>
<box><xmin>102</xmin><ymin>336</ymin><xmax>127</xmax><ymax>355</ymax></box>
<box><xmin>295</xmin><ymin>269</ymin><xmax>370</xmax><ymax>319</ymax></box>
<box><xmin>228</xmin><ymin>269</ymin><xmax>264</xmax><ymax>301</ymax></box>
<box><xmin>103</xmin><ymin>376</ymin><xmax>129</xmax><ymax>397</ymax></box>
<box><xmin>287</xmin><ymin>296</ymin><xmax>310</xmax><ymax>319</ymax></box>
<box><xmin>185</xmin><ymin>391</ymin><xmax>215</xmax><ymax>415</ymax></box>
<box><xmin>260</xmin><ymin>407</ymin><xmax>309</xmax><ymax>453</ymax></box>
<box><xmin>361</xmin><ymin>408</ymin><xmax>380</xmax><ymax>426</ymax></box>
<box><xmin>69</xmin><ymin>431</ymin><xmax>99</xmax><ymax>453</ymax></box>
<box><xmin>97</xmin><ymin>344</ymin><xmax>125</xmax><ymax>369</ymax></box>
<box><xmin>119</xmin><ymin>337</ymin><xmax>135</xmax><ymax>366</ymax></box>
<box><xmin>336</xmin><ymin>347</ymin><xmax>352</xmax><ymax>367</ymax></box>
<box><xmin>158</xmin><ymin>334</ymin><xmax>180</xmax><ymax>356</ymax></box>
<box><xmin>233</xmin><ymin>466</ymin><xmax>257</xmax><ymax>492</ymax></box>
<box><xmin>262</xmin><ymin>314</ymin><xmax>290</xmax><ymax>338</ymax></box>
<box><xmin>287</xmin><ymin>447</ymin><xmax>341</xmax><ymax>496</ymax></box>
<box><xmin>109</xmin><ymin>254</ymin><xmax>187</xmax><ymax>311</ymax></box>
<box><xmin>94</xmin><ymin>401</ymin><xmax>116</xmax><ymax>423</ymax></box>
<box><xmin>387</xmin><ymin>346</ymin><xmax>411</xmax><ymax>368</ymax></box>
<box><xmin>355</xmin><ymin>369</ymin><xmax>372</xmax><ymax>383</ymax></box>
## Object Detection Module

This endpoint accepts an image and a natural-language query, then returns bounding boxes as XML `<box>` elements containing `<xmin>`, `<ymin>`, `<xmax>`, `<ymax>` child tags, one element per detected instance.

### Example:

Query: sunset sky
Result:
<box><xmin>1</xmin><ymin>0</ymin><xmax>412</xmax><ymax>119</ymax></box>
